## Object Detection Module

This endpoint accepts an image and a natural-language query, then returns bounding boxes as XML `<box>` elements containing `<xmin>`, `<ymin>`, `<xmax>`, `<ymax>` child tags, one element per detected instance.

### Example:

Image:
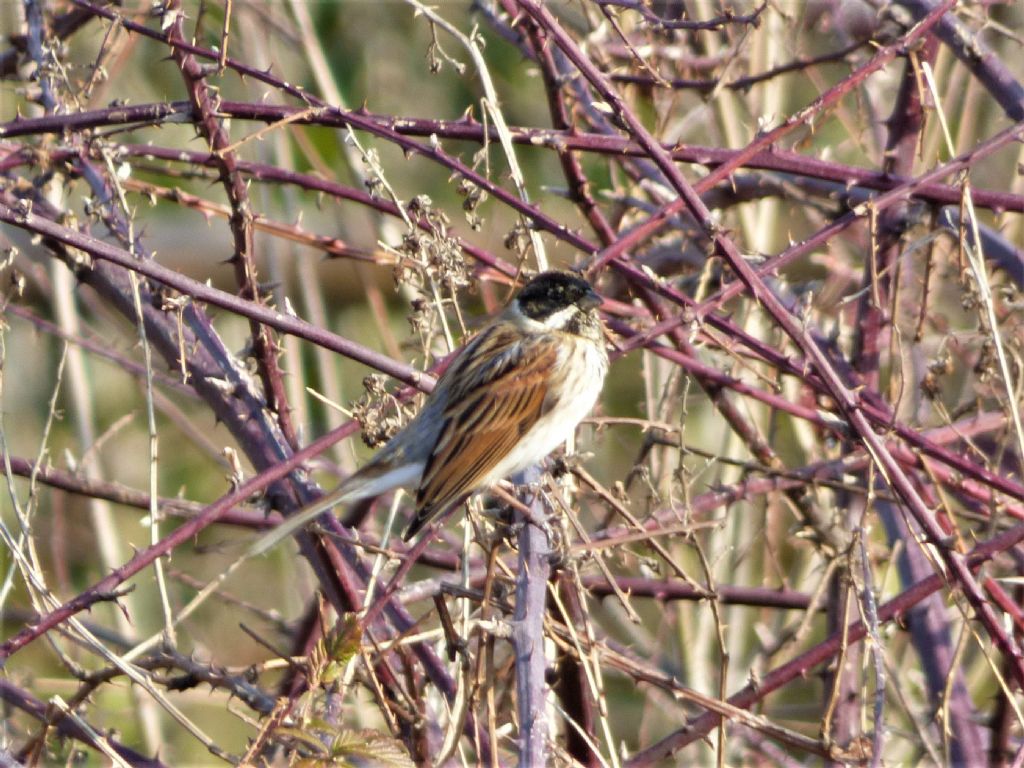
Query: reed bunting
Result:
<box><xmin>279</xmin><ymin>271</ymin><xmax>608</xmax><ymax>542</ymax></box>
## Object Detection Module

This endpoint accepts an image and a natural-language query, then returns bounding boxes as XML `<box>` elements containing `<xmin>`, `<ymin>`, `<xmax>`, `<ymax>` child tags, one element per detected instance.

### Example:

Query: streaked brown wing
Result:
<box><xmin>404</xmin><ymin>329</ymin><xmax>557</xmax><ymax>538</ymax></box>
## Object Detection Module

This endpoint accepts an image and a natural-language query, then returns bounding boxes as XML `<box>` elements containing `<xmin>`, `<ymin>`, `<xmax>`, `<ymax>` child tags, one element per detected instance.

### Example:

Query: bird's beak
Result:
<box><xmin>578</xmin><ymin>289</ymin><xmax>603</xmax><ymax>311</ymax></box>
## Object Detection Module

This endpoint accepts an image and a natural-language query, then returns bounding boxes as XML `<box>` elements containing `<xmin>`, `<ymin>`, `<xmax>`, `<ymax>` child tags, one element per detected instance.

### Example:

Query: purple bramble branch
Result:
<box><xmin>5</xmin><ymin>0</ymin><xmax>1024</xmax><ymax>763</ymax></box>
<box><xmin>163</xmin><ymin>0</ymin><xmax>298</xmax><ymax>447</ymax></box>
<box><xmin>624</xmin><ymin>516</ymin><xmax>1024</xmax><ymax>765</ymax></box>
<box><xmin>0</xmin><ymin>200</ymin><xmax>433</xmax><ymax>390</ymax></box>
<box><xmin>516</xmin><ymin>0</ymin><xmax>1024</xmax><ymax>693</ymax></box>
<box><xmin>0</xmin><ymin>678</ymin><xmax>167</xmax><ymax>768</ymax></box>
<box><xmin>510</xmin><ymin>465</ymin><xmax>552</xmax><ymax>768</ymax></box>
<box><xmin>0</xmin><ymin>195</ymin><xmax>478</xmax><ymax>757</ymax></box>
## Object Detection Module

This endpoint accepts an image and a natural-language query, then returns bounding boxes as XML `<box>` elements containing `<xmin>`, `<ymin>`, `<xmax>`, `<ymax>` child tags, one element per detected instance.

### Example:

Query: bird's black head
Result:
<box><xmin>515</xmin><ymin>271</ymin><xmax>602</xmax><ymax>322</ymax></box>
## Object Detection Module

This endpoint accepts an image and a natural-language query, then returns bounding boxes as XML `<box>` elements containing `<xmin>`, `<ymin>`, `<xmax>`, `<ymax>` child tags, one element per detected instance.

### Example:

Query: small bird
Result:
<box><xmin>273</xmin><ymin>271</ymin><xmax>608</xmax><ymax>544</ymax></box>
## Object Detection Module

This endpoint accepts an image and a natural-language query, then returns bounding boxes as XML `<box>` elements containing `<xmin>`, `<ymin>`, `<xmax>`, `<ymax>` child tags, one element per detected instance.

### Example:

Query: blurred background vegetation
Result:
<box><xmin>3</xmin><ymin>0</ymin><xmax>1024</xmax><ymax>765</ymax></box>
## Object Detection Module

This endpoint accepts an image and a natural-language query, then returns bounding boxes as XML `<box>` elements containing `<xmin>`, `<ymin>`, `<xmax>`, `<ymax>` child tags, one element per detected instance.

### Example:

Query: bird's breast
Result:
<box><xmin>483</xmin><ymin>335</ymin><xmax>607</xmax><ymax>485</ymax></box>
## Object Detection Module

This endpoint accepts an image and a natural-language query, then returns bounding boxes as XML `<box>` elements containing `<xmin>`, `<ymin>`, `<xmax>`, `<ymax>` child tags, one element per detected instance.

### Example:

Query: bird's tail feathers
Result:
<box><xmin>249</xmin><ymin>461</ymin><xmax>423</xmax><ymax>557</ymax></box>
<box><xmin>402</xmin><ymin>505</ymin><xmax>436</xmax><ymax>541</ymax></box>
<box><xmin>340</xmin><ymin>460</ymin><xmax>422</xmax><ymax>503</ymax></box>
<box><xmin>402</xmin><ymin>491</ymin><xmax>471</xmax><ymax>541</ymax></box>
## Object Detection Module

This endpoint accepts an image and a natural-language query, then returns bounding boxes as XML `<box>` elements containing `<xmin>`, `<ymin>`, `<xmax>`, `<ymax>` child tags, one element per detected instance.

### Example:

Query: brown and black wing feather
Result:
<box><xmin>402</xmin><ymin>326</ymin><xmax>557</xmax><ymax>540</ymax></box>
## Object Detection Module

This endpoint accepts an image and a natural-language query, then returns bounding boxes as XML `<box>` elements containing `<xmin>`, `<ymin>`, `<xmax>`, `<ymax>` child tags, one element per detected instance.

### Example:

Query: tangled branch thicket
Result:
<box><xmin>2</xmin><ymin>0</ymin><xmax>1024</xmax><ymax>765</ymax></box>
